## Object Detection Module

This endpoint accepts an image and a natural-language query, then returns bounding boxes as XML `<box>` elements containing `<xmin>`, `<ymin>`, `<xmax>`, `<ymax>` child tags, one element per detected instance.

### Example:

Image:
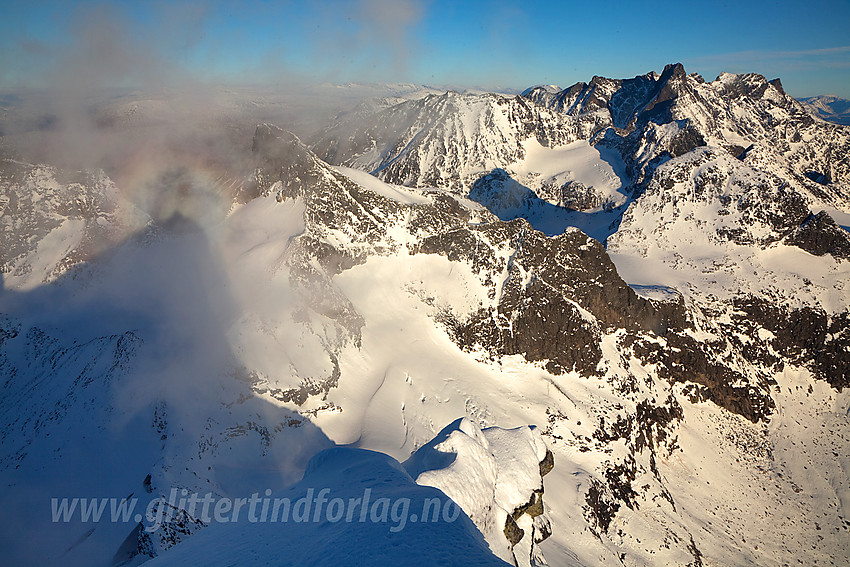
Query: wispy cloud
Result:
<box><xmin>689</xmin><ymin>45</ymin><xmax>850</xmax><ymax>68</ymax></box>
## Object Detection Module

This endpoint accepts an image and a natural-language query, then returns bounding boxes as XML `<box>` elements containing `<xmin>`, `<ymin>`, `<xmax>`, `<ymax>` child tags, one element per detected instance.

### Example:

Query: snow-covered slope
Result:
<box><xmin>2</xmin><ymin>65</ymin><xmax>850</xmax><ymax>567</ymax></box>
<box><xmin>608</xmin><ymin>146</ymin><xmax>850</xmax><ymax>312</ymax></box>
<box><xmin>144</xmin><ymin>446</ymin><xmax>512</xmax><ymax>567</ymax></box>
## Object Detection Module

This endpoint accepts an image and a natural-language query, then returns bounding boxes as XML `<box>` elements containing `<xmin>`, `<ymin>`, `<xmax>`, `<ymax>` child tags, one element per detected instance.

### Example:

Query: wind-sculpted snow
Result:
<box><xmin>404</xmin><ymin>418</ymin><xmax>553</xmax><ymax>567</ymax></box>
<box><xmin>146</xmin><ymin>446</ymin><xmax>511</xmax><ymax>567</ymax></box>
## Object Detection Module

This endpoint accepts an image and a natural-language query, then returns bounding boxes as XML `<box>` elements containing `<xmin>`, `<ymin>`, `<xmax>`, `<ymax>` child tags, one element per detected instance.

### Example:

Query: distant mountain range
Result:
<box><xmin>799</xmin><ymin>95</ymin><xmax>850</xmax><ymax>125</ymax></box>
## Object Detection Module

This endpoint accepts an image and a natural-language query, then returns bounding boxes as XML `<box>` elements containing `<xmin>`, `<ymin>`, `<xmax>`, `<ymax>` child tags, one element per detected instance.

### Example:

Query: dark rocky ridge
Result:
<box><xmin>416</xmin><ymin>219</ymin><xmax>686</xmax><ymax>374</ymax></box>
<box><xmin>413</xmin><ymin>215</ymin><xmax>775</xmax><ymax>422</ymax></box>
<box><xmin>731</xmin><ymin>297</ymin><xmax>850</xmax><ymax>390</ymax></box>
<box><xmin>784</xmin><ymin>211</ymin><xmax>850</xmax><ymax>259</ymax></box>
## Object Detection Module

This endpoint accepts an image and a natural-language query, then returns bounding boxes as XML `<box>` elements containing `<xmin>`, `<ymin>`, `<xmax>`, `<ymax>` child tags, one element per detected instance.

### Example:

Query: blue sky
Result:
<box><xmin>2</xmin><ymin>0</ymin><xmax>849</xmax><ymax>97</ymax></box>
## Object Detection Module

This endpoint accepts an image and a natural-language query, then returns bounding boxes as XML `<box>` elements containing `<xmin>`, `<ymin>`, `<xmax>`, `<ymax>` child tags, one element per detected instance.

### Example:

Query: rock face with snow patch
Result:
<box><xmin>417</xmin><ymin>219</ymin><xmax>685</xmax><ymax>372</ymax></box>
<box><xmin>404</xmin><ymin>418</ymin><xmax>553</xmax><ymax>567</ymax></box>
<box><xmin>799</xmin><ymin>95</ymin><xmax>850</xmax><ymax>126</ymax></box>
<box><xmin>784</xmin><ymin>210</ymin><xmax>850</xmax><ymax>259</ymax></box>
<box><xmin>0</xmin><ymin>159</ymin><xmax>123</xmax><ymax>288</ymax></box>
<box><xmin>312</xmin><ymin>91</ymin><xmax>586</xmax><ymax>193</ymax></box>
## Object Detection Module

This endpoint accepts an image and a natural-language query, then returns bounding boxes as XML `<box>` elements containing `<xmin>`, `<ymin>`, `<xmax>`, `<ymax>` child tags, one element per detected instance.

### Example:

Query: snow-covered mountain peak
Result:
<box><xmin>2</xmin><ymin>63</ymin><xmax>850</xmax><ymax>567</ymax></box>
<box><xmin>519</xmin><ymin>84</ymin><xmax>561</xmax><ymax>98</ymax></box>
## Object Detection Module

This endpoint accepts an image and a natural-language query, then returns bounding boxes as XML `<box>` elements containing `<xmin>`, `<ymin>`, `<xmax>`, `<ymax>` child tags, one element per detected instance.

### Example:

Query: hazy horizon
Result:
<box><xmin>1</xmin><ymin>0</ymin><xmax>849</xmax><ymax>99</ymax></box>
